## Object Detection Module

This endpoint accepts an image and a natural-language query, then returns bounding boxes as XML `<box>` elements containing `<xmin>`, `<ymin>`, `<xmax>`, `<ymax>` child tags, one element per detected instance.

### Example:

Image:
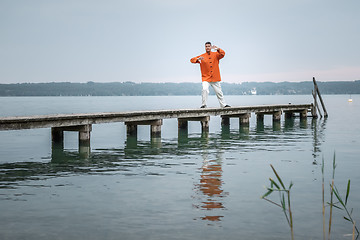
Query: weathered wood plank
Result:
<box><xmin>0</xmin><ymin>104</ymin><xmax>313</xmax><ymax>131</ymax></box>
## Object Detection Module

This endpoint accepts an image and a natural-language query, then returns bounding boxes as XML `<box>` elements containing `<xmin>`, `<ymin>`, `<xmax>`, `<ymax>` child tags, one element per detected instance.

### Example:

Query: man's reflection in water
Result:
<box><xmin>194</xmin><ymin>150</ymin><xmax>227</xmax><ymax>222</ymax></box>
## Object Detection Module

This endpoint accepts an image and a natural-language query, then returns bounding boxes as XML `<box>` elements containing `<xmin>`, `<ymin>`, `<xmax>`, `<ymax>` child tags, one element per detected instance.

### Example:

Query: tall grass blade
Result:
<box><xmin>287</xmin><ymin>191</ymin><xmax>294</xmax><ymax>240</ymax></box>
<box><xmin>262</xmin><ymin>197</ymin><xmax>283</xmax><ymax>208</ymax></box>
<box><xmin>262</xmin><ymin>189</ymin><xmax>273</xmax><ymax>199</ymax></box>
<box><xmin>281</xmin><ymin>194</ymin><xmax>286</xmax><ymax>211</ymax></box>
<box><xmin>322</xmin><ymin>157</ymin><xmax>326</xmax><ymax>240</ymax></box>
<box><xmin>270</xmin><ymin>164</ymin><xmax>286</xmax><ymax>189</ymax></box>
<box><xmin>328</xmin><ymin>154</ymin><xmax>336</xmax><ymax>240</ymax></box>
<box><xmin>270</xmin><ymin>178</ymin><xmax>280</xmax><ymax>190</ymax></box>
<box><xmin>333</xmin><ymin>186</ymin><xmax>345</xmax><ymax>207</ymax></box>
<box><xmin>332</xmin><ymin>152</ymin><xmax>336</xmax><ymax>178</ymax></box>
<box><xmin>345</xmin><ymin>180</ymin><xmax>351</xmax><ymax>205</ymax></box>
<box><xmin>328</xmin><ymin>203</ymin><xmax>342</xmax><ymax>210</ymax></box>
<box><xmin>352</xmin><ymin>221</ymin><xmax>356</xmax><ymax>240</ymax></box>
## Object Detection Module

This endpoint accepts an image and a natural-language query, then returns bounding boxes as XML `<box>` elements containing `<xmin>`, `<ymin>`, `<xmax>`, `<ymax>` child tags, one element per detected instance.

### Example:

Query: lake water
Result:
<box><xmin>0</xmin><ymin>95</ymin><xmax>359</xmax><ymax>240</ymax></box>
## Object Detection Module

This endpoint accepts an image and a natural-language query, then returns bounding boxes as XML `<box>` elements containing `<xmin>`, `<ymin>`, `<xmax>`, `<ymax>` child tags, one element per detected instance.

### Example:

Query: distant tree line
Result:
<box><xmin>0</xmin><ymin>80</ymin><xmax>359</xmax><ymax>96</ymax></box>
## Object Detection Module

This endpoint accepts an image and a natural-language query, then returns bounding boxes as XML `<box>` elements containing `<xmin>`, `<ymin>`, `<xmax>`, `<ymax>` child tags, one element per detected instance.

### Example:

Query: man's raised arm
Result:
<box><xmin>216</xmin><ymin>48</ymin><xmax>225</xmax><ymax>60</ymax></box>
<box><xmin>190</xmin><ymin>56</ymin><xmax>204</xmax><ymax>64</ymax></box>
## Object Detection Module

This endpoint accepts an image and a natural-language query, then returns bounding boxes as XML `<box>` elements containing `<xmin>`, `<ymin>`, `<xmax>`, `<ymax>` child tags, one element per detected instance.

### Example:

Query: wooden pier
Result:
<box><xmin>0</xmin><ymin>104</ymin><xmax>313</xmax><ymax>153</ymax></box>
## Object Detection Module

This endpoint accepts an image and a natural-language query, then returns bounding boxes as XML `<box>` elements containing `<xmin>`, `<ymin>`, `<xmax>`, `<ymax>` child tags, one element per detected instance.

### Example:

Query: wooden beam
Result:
<box><xmin>313</xmin><ymin>77</ymin><xmax>328</xmax><ymax>117</ymax></box>
<box><xmin>312</xmin><ymin>90</ymin><xmax>322</xmax><ymax>118</ymax></box>
<box><xmin>0</xmin><ymin>104</ymin><xmax>314</xmax><ymax>131</ymax></box>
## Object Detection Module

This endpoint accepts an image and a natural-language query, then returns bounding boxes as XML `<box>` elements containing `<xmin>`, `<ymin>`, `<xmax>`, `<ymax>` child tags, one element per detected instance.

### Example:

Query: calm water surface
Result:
<box><xmin>0</xmin><ymin>95</ymin><xmax>359</xmax><ymax>240</ymax></box>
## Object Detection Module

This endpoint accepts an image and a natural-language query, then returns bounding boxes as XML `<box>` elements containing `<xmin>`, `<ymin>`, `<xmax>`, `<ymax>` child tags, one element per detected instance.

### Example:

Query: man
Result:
<box><xmin>190</xmin><ymin>42</ymin><xmax>230</xmax><ymax>108</ymax></box>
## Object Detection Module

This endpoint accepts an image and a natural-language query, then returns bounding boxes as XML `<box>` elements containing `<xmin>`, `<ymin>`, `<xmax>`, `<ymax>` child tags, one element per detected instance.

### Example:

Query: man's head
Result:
<box><xmin>205</xmin><ymin>42</ymin><xmax>212</xmax><ymax>53</ymax></box>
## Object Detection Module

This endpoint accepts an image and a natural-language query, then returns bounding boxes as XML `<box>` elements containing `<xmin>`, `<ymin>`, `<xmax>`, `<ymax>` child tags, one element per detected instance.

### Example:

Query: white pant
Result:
<box><xmin>202</xmin><ymin>81</ymin><xmax>227</xmax><ymax>108</ymax></box>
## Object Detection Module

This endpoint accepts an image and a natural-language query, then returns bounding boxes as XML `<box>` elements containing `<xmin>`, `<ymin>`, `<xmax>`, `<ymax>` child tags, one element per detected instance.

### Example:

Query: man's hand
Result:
<box><xmin>211</xmin><ymin>45</ymin><xmax>219</xmax><ymax>51</ymax></box>
<box><xmin>197</xmin><ymin>57</ymin><xmax>204</xmax><ymax>62</ymax></box>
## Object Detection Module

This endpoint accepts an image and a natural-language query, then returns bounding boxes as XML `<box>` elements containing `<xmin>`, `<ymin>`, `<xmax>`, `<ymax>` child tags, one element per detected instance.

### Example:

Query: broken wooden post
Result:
<box><xmin>311</xmin><ymin>103</ymin><xmax>317</xmax><ymax>118</ymax></box>
<box><xmin>312</xmin><ymin>90</ymin><xmax>322</xmax><ymax>118</ymax></box>
<box><xmin>313</xmin><ymin>77</ymin><xmax>328</xmax><ymax>118</ymax></box>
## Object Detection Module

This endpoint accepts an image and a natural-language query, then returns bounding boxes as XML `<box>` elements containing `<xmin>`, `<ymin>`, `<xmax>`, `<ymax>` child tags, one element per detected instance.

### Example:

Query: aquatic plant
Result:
<box><xmin>324</xmin><ymin>154</ymin><xmax>359</xmax><ymax>239</ymax></box>
<box><xmin>262</xmin><ymin>164</ymin><xmax>294</xmax><ymax>240</ymax></box>
<box><xmin>262</xmin><ymin>154</ymin><xmax>359</xmax><ymax>240</ymax></box>
<box><xmin>322</xmin><ymin>154</ymin><xmax>336</xmax><ymax>240</ymax></box>
<box><xmin>332</xmin><ymin>180</ymin><xmax>359</xmax><ymax>238</ymax></box>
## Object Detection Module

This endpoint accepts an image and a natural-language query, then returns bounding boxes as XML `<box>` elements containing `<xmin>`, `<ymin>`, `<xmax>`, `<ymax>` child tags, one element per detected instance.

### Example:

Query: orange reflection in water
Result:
<box><xmin>194</xmin><ymin>153</ymin><xmax>227</xmax><ymax>222</ymax></box>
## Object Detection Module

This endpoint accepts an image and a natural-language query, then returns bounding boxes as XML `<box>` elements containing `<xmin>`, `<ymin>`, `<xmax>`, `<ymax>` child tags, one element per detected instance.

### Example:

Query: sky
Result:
<box><xmin>0</xmin><ymin>0</ymin><xmax>359</xmax><ymax>84</ymax></box>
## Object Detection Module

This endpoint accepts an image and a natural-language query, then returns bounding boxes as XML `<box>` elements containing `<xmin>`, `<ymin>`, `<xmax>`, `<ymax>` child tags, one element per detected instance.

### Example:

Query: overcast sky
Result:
<box><xmin>1</xmin><ymin>0</ymin><xmax>359</xmax><ymax>84</ymax></box>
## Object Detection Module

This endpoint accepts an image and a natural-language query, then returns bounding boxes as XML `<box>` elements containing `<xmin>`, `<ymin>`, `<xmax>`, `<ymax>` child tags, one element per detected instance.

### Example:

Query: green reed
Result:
<box><xmin>262</xmin><ymin>164</ymin><xmax>294</xmax><ymax>240</ymax></box>
<box><xmin>323</xmin><ymin>154</ymin><xmax>336</xmax><ymax>240</ymax></box>
<box><xmin>263</xmin><ymin>154</ymin><xmax>359</xmax><ymax>239</ymax></box>
<box><xmin>324</xmin><ymin>153</ymin><xmax>359</xmax><ymax>239</ymax></box>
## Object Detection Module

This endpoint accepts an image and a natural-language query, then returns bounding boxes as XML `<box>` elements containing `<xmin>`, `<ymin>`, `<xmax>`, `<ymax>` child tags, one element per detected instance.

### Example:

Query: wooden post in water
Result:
<box><xmin>51</xmin><ymin>127</ymin><xmax>64</xmax><ymax>159</ymax></box>
<box><xmin>78</xmin><ymin>124</ymin><xmax>92</xmax><ymax>145</ymax></box>
<box><xmin>178</xmin><ymin>116</ymin><xmax>210</xmax><ymax>133</ymax></box>
<box><xmin>313</xmin><ymin>77</ymin><xmax>328</xmax><ymax>118</ymax></box>
<box><xmin>239</xmin><ymin>113</ymin><xmax>251</xmax><ymax>127</ymax></box>
<box><xmin>126</xmin><ymin>123</ymin><xmax>137</xmax><ymax>137</ymax></box>
<box><xmin>285</xmin><ymin>111</ymin><xmax>294</xmax><ymax>119</ymax></box>
<box><xmin>201</xmin><ymin>116</ymin><xmax>210</xmax><ymax>132</ymax></box>
<box><xmin>256</xmin><ymin>113</ymin><xmax>264</xmax><ymax>123</ymax></box>
<box><xmin>272</xmin><ymin>111</ymin><xmax>281</xmax><ymax>130</ymax></box>
<box><xmin>312</xmin><ymin>90</ymin><xmax>322</xmax><ymax>118</ymax></box>
<box><xmin>273</xmin><ymin>111</ymin><xmax>282</xmax><ymax>122</ymax></box>
<box><xmin>221</xmin><ymin>113</ymin><xmax>250</xmax><ymax>127</ymax></box>
<box><xmin>178</xmin><ymin>118</ymin><xmax>188</xmax><ymax>130</ymax></box>
<box><xmin>310</xmin><ymin>103</ymin><xmax>317</xmax><ymax>118</ymax></box>
<box><xmin>300</xmin><ymin>109</ymin><xmax>308</xmax><ymax>120</ymax></box>
<box><xmin>221</xmin><ymin>116</ymin><xmax>230</xmax><ymax>126</ymax></box>
<box><xmin>78</xmin><ymin>125</ymin><xmax>91</xmax><ymax>158</ymax></box>
<box><xmin>150</xmin><ymin>119</ymin><xmax>162</xmax><ymax>138</ymax></box>
<box><xmin>51</xmin><ymin>127</ymin><xmax>64</xmax><ymax>146</ymax></box>
<box><xmin>125</xmin><ymin>119</ymin><xmax>162</xmax><ymax>138</ymax></box>
<box><xmin>51</xmin><ymin>125</ymin><xmax>91</xmax><ymax>158</ymax></box>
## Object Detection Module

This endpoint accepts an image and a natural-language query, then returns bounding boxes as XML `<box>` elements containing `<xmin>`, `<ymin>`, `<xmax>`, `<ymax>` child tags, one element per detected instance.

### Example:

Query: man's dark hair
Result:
<box><xmin>205</xmin><ymin>42</ymin><xmax>211</xmax><ymax>45</ymax></box>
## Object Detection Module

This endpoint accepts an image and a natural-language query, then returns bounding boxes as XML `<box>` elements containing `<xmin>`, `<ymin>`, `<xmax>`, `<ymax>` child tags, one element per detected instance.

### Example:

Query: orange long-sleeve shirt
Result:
<box><xmin>190</xmin><ymin>48</ymin><xmax>225</xmax><ymax>82</ymax></box>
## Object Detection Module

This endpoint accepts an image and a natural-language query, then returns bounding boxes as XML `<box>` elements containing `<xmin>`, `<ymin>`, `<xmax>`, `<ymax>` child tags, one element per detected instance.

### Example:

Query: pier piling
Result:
<box><xmin>200</xmin><ymin>116</ymin><xmax>210</xmax><ymax>132</ymax></box>
<box><xmin>273</xmin><ymin>111</ymin><xmax>282</xmax><ymax>122</ymax></box>
<box><xmin>51</xmin><ymin>124</ymin><xmax>92</xmax><ymax>157</ymax></box>
<box><xmin>126</xmin><ymin>119</ymin><xmax>163</xmax><ymax>138</ymax></box>
<box><xmin>239</xmin><ymin>113</ymin><xmax>251</xmax><ymax>126</ymax></box>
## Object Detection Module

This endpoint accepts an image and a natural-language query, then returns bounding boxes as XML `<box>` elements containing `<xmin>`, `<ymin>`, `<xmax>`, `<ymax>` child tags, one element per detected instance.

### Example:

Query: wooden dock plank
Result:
<box><xmin>0</xmin><ymin>104</ymin><xmax>313</xmax><ymax>130</ymax></box>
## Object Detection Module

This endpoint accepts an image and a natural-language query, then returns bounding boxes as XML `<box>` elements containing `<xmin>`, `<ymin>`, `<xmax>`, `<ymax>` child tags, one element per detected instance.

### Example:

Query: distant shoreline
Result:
<box><xmin>1</xmin><ymin>81</ymin><xmax>359</xmax><ymax>96</ymax></box>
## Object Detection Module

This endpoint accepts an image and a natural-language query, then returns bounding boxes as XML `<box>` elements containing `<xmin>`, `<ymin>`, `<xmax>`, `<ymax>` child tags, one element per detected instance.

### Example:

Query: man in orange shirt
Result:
<box><xmin>191</xmin><ymin>42</ymin><xmax>230</xmax><ymax>108</ymax></box>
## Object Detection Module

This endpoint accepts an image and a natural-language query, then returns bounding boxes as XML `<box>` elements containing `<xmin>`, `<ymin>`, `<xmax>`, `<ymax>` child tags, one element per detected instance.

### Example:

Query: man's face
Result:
<box><xmin>205</xmin><ymin>44</ymin><xmax>212</xmax><ymax>53</ymax></box>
